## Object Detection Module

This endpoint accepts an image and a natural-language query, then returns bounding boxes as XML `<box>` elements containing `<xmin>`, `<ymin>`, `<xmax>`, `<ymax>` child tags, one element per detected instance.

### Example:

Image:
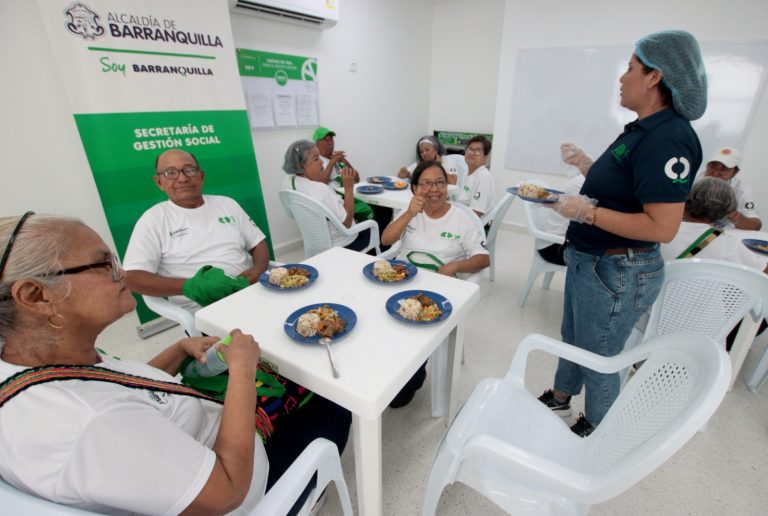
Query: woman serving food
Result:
<box><xmin>0</xmin><ymin>213</ymin><xmax>350</xmax><ymax>514</ymax></box>
<box><xmin>381</xmin><ymin>161</ymin><xmax>489</xmax><ymax>407</ymax></box>
<box><xmin>538</xmin><ymin>30</ymin><xmax>708</xmax><ymax>437</ymax></box>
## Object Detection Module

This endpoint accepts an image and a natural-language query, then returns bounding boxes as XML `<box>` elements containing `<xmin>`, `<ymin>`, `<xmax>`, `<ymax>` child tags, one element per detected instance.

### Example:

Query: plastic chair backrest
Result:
<box><xmin>520</xmin><ymin>179</ymin><xmax>565</xmax><ymax>246</ymax></box>
<box><xmin>644</xmin><ymin>258</ymin><xmax>768</xmax><ymax>343</ymax></box>
<box><xmin>584</xmin><ymin>332</ymin><xmax>730</xmax><ymax>488</ymax></box>
<box><xmin>481</xmin><ymin>192</ymin><xmax>515</xmax><ymax>251</ymax></box>
<box><xmin>278</xmin><ymin>189</ymin><xmax>336</xmax><ymax>258</ymax></box>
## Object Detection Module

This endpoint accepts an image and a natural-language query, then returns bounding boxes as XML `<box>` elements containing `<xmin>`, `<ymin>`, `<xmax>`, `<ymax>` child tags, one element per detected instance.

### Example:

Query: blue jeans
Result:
<box><xmin>554</xmin><ymin>245</ymin><xmax>664</xmax><ymax>425</ymax></box>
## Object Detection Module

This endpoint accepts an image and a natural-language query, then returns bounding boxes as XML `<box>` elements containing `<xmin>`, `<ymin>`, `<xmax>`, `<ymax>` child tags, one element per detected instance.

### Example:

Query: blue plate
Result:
<box><xmin>362</xmin><ymin>260</ymin><xmax>418</xmax><ymax>284</ymax></box>
<box><xmin>507</xmin><ymin>186</ymin><xmax>564</xmax><ymax>204</ymax></box>
<box><xmin>367</xmin><ymin>176</ymin><xmax>391</xmax><ymax>184</ymax></box>
<box><xmin>357</xmin><ymin>185</ymin><xmax>384</xmax><ymax>194</ymax></box>
<box><xmin>284</xmin><ymin>303</ymin><xmax>357</xmax><ymax>344</ymax></box>
<box><xmin>259</xmin><ymin>264</ymin><xmax>319</xmax><ymax>291</ymax></box>
<box><xmin>383</xmin><ymin>181</ymin><xmax>409</xmax><ymax>190</ymax></box>
<box><xmin>385</xmin><ymin>290</ymin><xmax>452</xmax><ymax>325</ymax></box>
<box><xmin>742</xmin><ymin>239</ymin><xmax>768</xmax><ymax>256</ymax></box>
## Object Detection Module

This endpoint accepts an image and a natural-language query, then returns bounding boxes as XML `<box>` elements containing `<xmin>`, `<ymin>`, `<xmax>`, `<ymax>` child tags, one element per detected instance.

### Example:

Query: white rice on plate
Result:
<box><xmin>296</xmin><ymin>312</ymin><xmax>320</xmax><ymax>337</ymax></box>
<box><xmin>268</xmin><ymin>267</ymin><xmax>288</xmax><ymax>286</ymax></box>
<box><xmin>398</xmin><ymin>298</ymin><xmax>422</xmax><ymax>321</ymax></box>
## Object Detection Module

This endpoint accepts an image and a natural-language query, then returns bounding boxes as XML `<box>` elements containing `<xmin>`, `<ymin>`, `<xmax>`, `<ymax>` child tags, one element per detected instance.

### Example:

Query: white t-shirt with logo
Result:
<box><xmin>282</xmin><ymin>174</ymin><xmax>356</xmax><ymax>248</ymax></box>
<box><xmin>0</xmin><ymin>353</ymin><xmax>268</xmax><ymax>515</ymax></box>
<box><xmin>730</xmin><ymin>175</ymin><xmax>760</xmax><ymax>220</ymax></box>
<box><xmin>661</xmin><ymin>221</ymin><xmax>767</xmax><ymax>271</ymax></box>
<box><xmin>397</xmin><ymin>204</ymin><xmax>489</xmax><ymax>268</ymax></box>
<box><xmin>124</xmin><ymin>195</ymin><xmax>266</xmax><ymax>308</ymax></box>
<box><xmin>456</xmin><ymin>165</ymin><xmax>495</xmax><ymax>216</ymax></box>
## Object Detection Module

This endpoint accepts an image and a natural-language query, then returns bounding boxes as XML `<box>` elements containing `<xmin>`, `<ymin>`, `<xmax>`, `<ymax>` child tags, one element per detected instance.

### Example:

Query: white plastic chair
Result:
<box><xmin>421</xmin><ymin>331</ymin><xmax>731</xmax><ymax>516</ymax></box>
<box><xmin>479</xmin><ymin>192</ymin><xmax>515</xmax><ymax>282</ymax></box>
<box><xmin>142</xmin><ymin>261</ymin><xmax>283</xmax><ymax>338</ymax></box>
<box><xmin>143</xmin><ymin>294</ymin><xmax>203</xmax><ymax>337</ymax></box>
<box><xmin>0</xmin><ymin>438</ymin><xmax>352</xmax><ymax>516</ymax></box>
<box><xmin>519</xmin><ymin>181</ymin><xmax>566</xmax><ymax>306</ymax></box>
<box><xmin>631</xmin><ymin>258</ymin><xmax>768</xmax><ymax>391</ymax></box>
<box><xmin>747</xmin><ymin>342</ymin><xmax>768</xmax><ymax>393</ymax></box>
<box><xmin>279</xmin><ymin>189</ymin><xmax>381</xmax><ymax>258</ymax></box>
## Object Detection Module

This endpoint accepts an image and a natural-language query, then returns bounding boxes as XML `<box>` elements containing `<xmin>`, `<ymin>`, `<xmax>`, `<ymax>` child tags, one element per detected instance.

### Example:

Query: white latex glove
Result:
<box><xmin>554</xmin><ymin>194</ymin><xmax>597</xmax><ymax>224</ymax></box>
<box><xmin>560</xmin><ymin>142</ymin><xmax>593</xmax><ymax>176</ymax></box>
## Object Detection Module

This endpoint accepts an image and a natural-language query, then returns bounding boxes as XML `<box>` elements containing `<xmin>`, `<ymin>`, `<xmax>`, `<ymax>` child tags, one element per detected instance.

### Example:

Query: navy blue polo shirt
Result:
<box><xmin>568</xmin><ymin>108</ymin><xmax>702</xmax><ymax>254</ymax></box>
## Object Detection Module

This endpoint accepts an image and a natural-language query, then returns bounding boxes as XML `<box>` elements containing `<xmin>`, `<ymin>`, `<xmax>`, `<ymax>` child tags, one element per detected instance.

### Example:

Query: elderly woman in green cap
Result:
<box><xmin>537</xmin><ymin>30</ymin><xmax>708</xmax><ymax>437</ymax></box>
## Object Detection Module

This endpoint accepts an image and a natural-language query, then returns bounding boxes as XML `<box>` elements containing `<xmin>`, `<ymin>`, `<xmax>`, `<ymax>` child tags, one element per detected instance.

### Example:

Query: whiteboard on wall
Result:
<box><xmin>505</xmin><ymin>41</ymin><xmax>768</xmax><ymax>175</ymax></box>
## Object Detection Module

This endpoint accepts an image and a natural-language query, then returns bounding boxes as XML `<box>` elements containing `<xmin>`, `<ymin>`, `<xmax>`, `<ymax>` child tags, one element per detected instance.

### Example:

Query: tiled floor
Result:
<box><xmin>99</xmin><ymin>227</ymin><xmax>768</xmax><ymax>515</ymax></box>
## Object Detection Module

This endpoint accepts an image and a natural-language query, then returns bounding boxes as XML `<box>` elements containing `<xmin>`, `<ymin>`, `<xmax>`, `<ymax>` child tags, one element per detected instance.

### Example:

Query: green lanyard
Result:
<box><xmin>406</xmin><ymin>251</ymin><xmax>445</xmax><ymax>272</ymax></box>
<box><xmin>676</xmin><ymin>227</ymin><xmax>722</xmax><ymax>259</ymax></box>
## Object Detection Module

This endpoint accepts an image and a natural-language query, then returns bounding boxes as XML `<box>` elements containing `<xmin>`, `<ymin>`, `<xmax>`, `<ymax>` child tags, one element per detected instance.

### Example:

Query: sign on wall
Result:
<box><xmin>35</xmin><ymin>0</ymin><xmax>272</xmax><ymax>323</ymax></box>
<box><xmin>237</xmin><ymin>48</ymin><xmax>319</xmax><ymax>129</ymax></box>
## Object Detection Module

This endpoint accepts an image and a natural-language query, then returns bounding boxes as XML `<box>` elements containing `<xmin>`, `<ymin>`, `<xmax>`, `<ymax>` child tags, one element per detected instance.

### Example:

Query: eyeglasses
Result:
<box><xmin>43</xmin><ymin>254</ymin><xmax>122</xmax><ymax>283</ymax></box>
<box><xmin>464</xmin><ymin>148</ymin><xmax>484</xmax><ymax>156</ymax></box>
<box><xmin>0</xmin><ymin>211</ymin><xmax>35</xmax><ymax>281</ymax></box>
<box><xmin>156</xmin><ymin>166</ymin><xmax>201</xmax><ymax>179</ymax></box>
<box><xmin>416</xmin><ymin>180</ymin><xmax>448</xmax><ymax>190</ymax></box>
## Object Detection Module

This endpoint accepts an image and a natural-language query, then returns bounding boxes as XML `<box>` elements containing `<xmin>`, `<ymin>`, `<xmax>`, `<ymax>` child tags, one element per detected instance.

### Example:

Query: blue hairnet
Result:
<box><xmin>635</xmin><ymin>30</ymin><xmax>707</xmax><ymax>121</ymax></box>
<box><xmin>283</xmin><ymin>140</ymin><xmax>315</xmax><ymax>175</ymax></box>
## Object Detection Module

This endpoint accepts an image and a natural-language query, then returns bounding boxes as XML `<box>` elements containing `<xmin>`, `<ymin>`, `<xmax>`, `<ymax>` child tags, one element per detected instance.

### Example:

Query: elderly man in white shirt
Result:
<box><xmin>701</xmin><ymin>147</ymin><xmax>762</xmax><ymax>230</ymax></box>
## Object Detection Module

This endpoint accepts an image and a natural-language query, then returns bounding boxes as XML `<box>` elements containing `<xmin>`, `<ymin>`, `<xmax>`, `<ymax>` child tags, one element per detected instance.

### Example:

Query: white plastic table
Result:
<box><xmin>336</xmin><ymin>176</ymin><xmax>459</xmax><ymax>211</ymax></box>
<box><xmin>195</xmin><ymin>247</ymin><xmax>480</xmax><ymax>516</ymax></box>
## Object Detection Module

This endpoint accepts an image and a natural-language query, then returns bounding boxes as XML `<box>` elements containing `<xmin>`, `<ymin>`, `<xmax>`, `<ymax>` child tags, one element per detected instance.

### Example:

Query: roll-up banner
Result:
<box><xmin>36</xmin><ymin>0</ymin><xmax>271</xmax><ymax>323</ymax></box>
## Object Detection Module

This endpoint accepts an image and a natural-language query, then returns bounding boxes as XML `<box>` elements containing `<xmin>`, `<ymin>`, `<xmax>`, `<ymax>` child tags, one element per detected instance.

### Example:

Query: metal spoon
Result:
<box><xmin>319</xmin><ymin>337</ymin><xmax>340</xmax><ymax>378</ymax></box>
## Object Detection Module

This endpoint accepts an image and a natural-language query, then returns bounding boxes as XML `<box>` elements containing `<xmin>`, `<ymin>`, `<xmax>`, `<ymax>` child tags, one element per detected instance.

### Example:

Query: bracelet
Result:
<box><xmin>583</xmin><ymin>206</ymin><xmax>597</xmax><ymax>226</ymax></box>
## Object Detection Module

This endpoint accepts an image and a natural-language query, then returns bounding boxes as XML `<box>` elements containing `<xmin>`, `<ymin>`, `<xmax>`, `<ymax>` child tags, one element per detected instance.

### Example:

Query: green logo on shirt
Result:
<box><xmin>440</xmin><ymin>231</ymin><xmax>461</xmax><ymax>240</ymax></box>
<box><xmin>218</xmin><ymin>216</ymin><xmax>235</xmax><ymax>224</ymax></box>
<box><xmin>612</xmin><ymin>143</ymin><xmax>628</xmax><ymax>161</ymax></box>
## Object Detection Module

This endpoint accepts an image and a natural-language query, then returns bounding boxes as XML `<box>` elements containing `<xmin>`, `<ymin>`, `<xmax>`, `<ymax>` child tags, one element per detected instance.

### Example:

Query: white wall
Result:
<box><xmin>0</xmin><ymin>0</ymin><xmax>434</xmax><ymax>253</ymax></box>
<box><xmin>429</xmin><ymin>0</ymin><xmax>504</xmax><ymax>135</ymax></box>
<box><xmin>493</xmin><ymin>0</ymin><xmax>768</xmax><ymax>228</ymax></box>
<box><xmin>231</xmin><ymin>0</ymin><xmax>434</xmax><ymax>250</ymax></box>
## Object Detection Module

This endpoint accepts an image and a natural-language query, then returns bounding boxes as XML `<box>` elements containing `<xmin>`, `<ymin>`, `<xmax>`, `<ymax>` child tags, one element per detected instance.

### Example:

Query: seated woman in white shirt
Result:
<box><xmin>396</xmin><ymin>135</ymin><xmax>466</xmax><ymax>186</ymax></box>
<box><xmin>381</xmin><ymin>161</ymin><xmax>489</xmax><ymax>407</ymax></box>
<box><xmin>456</xmin><ymin>135</ymin><xmax>495</xmax><ymax>218</ymax></box>
<box><xmin>0</xmin><ymin>213</ymin><xmax>350</xmax><ymax>515</ymax></box>
<box><xmin>282</xmin><ymin>139</ymin><xmax>374</xmax><ymax>252</ymax></box>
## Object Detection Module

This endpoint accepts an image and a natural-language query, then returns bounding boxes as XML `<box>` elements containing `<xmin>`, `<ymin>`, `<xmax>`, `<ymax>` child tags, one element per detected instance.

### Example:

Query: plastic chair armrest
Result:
<box><xmin>251</xmin><ymin>438</ymin><xmax>348</xmax><ymax>516</ymax></box>
<box><xmin>505</xmin><ymin>333</ymin><xmax>640</xmax><ymax>383</ymax></box>
<box><xmin>142</xmin><ymin>295</ymin><xmax>201</xmax><ymax>337</ymax></box>
<box><xmin>460</xmin><ymin>434</ymin><xmax>592</xmax><ymax>499</ymax></box>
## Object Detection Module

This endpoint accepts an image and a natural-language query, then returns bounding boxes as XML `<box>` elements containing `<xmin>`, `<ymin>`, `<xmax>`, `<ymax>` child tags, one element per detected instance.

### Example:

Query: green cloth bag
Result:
<box><xmin>182</xmin><ymin>265</ymin><xmax>250</xmax><ymax>306</ymax></box>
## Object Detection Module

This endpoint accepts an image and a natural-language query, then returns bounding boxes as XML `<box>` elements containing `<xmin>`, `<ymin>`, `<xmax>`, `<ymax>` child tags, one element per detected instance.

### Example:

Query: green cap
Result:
<box><xmin>312</xmin><ymin>126</ymin><xmax>335</xmax><ymax>142</ymax></box>
<box><xmin>215</xmin><ymin>335</ymin><xmax>233</xmax><ymax>362</ymax></box>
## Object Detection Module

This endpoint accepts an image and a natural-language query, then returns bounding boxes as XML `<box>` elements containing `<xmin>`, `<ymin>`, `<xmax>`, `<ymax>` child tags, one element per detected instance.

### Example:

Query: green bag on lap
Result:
<box><xmin>182</xmin><ymin>265</ymin><xmax>250</xmax><ymax>306</ymax></box>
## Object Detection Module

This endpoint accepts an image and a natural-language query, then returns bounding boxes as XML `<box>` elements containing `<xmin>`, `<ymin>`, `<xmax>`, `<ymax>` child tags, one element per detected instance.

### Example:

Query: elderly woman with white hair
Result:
<box><xmin>396</xmin><ymin>134</ymin><xmax>466</xmax><ymax>185</ymax></box>
<box><xmin>0</xmin><ymin>213</ymin><xmax>350</xmax><ymax>514</ymax></box>
<box><xmin>282</xmin><ymin>139</ymin><xmax>374</xmax><ymax>251</ymax></box>
<box><xmin>537</xmin><ymin>30</ymin><xmax>708</xmax><ymax>437</ymax></box>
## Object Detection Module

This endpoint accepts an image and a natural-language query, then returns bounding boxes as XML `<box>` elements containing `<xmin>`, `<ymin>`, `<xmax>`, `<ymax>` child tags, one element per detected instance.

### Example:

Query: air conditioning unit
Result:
<box><xmin>228</xmin><ymin>0</ymin><xmax>339</xmax><ymax>29</ymax></box>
